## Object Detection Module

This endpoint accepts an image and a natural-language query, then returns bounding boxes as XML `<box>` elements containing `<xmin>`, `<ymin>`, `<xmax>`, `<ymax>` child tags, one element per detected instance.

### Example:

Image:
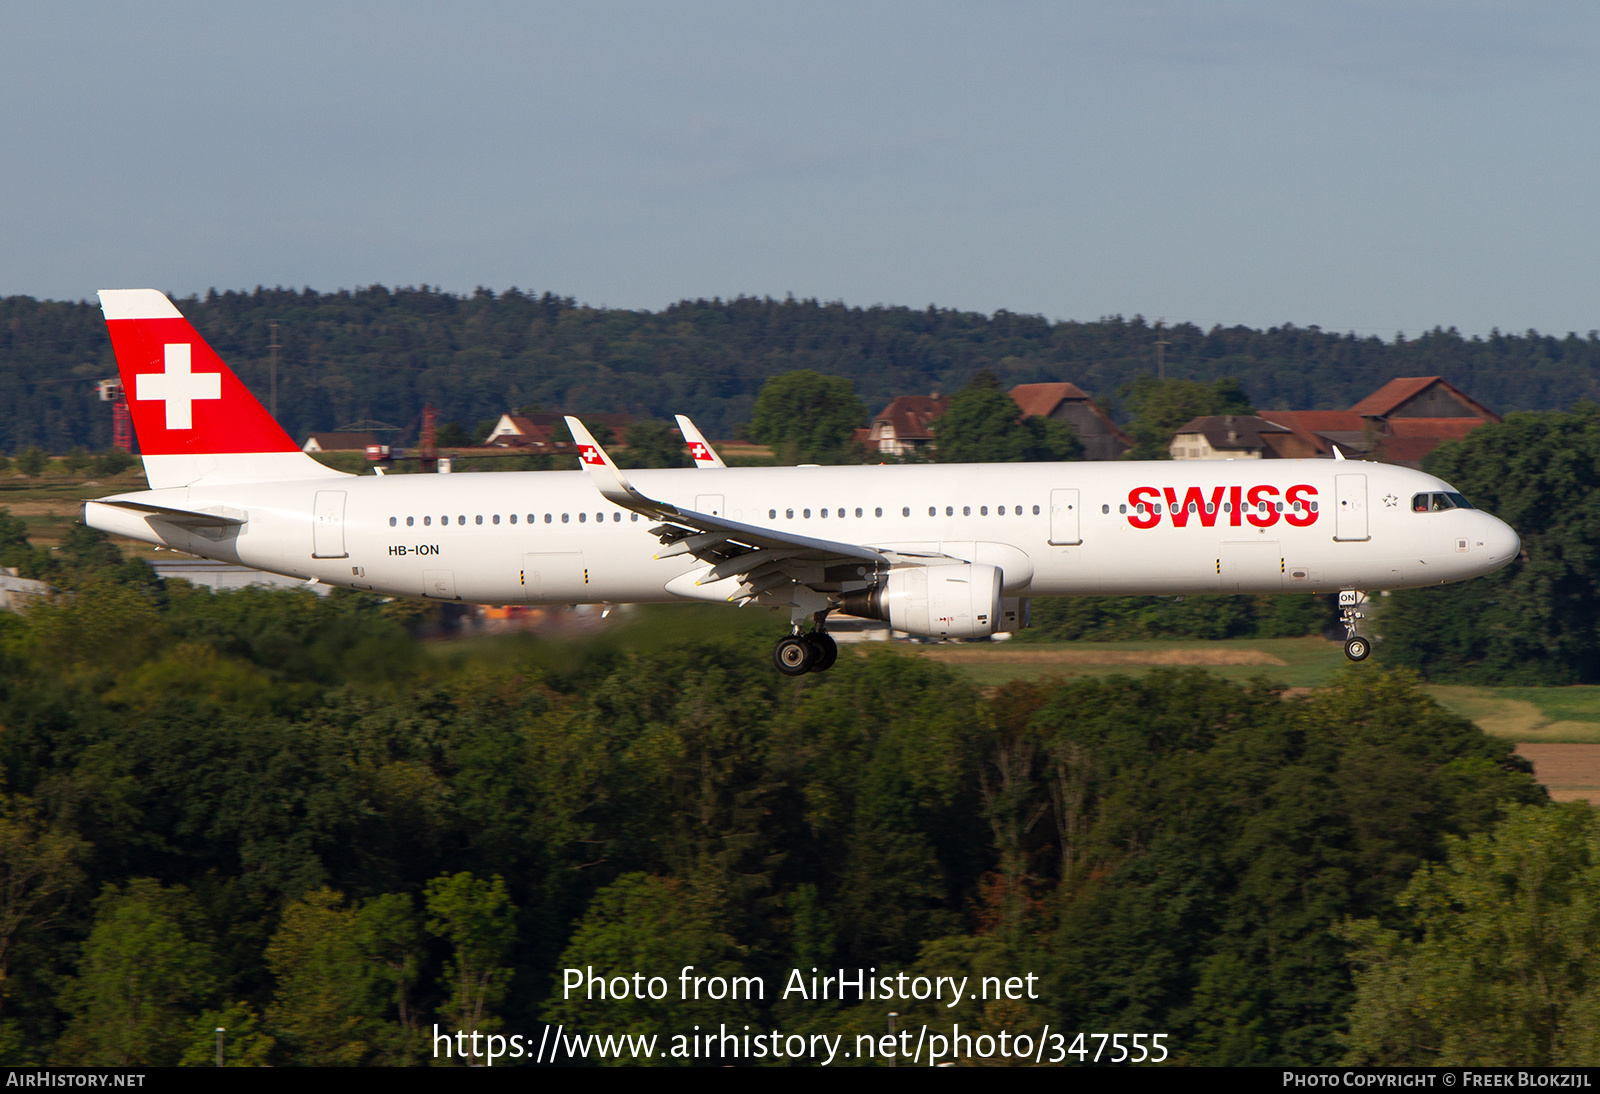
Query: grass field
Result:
<box><xmin>1423</xmin><ymin>685</ymin><xmax>1600</xmax><ymax>743</ymax></box>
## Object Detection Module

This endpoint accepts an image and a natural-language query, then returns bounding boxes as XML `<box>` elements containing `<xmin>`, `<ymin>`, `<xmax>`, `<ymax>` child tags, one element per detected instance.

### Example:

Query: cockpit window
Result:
<box><xmin>1413</xmin><ymin>491</ymin><xmax>1475</xmax><ymax>512</ymax></box>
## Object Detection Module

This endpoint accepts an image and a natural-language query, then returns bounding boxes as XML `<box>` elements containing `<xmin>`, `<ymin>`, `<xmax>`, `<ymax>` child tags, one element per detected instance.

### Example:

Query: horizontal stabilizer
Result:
<box><xmin>89</xmin><ymin>499</ymin><xmax>245</xmax><ymax>528</ymax></box>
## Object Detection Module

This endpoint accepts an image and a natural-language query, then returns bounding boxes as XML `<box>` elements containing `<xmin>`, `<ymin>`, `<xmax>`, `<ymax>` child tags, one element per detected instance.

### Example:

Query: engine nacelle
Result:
<box><xmin>840</xmin><ymin>563</ymin><xmax>1004</xmax><ymax>639</ymax></box>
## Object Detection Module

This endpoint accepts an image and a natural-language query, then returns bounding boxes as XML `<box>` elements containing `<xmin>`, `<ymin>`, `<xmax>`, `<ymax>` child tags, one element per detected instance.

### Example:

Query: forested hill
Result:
<box><xmin>4</xmin><ymin>285</ymin><xmax>1599</xmax><ymax>453</ymax></box>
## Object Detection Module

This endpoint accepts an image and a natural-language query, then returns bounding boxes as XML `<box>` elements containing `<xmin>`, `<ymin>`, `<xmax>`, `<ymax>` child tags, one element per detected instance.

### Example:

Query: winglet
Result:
<box><xmin>1332</xmin><ymin>445</ymin><xmax>1346</xmax><ymax>461</ymax></box>
<box><xmin>565</xmin><ymin>416</ymin><xmax>653</xmax><ymax>509</ymax></box>
<box><xmin>675</xmin><ymin>414</ymin><xmax>727</xmax><ymax>468</ymax></box>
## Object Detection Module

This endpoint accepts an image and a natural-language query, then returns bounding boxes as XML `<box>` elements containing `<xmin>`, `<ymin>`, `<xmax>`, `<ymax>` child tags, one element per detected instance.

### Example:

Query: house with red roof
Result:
<box><xmin>1172</xmin><ymin>376</ymin><xmax>1500</xmax><ymax>467</ymax></box>
<box><xmin>1009</xmin><ymin>383</ymin><xmax>1133</xmax><ymax>461</ymax></box>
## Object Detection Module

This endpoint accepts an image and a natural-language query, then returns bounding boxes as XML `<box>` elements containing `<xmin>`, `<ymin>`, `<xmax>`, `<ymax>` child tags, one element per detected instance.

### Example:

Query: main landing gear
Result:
<box><xmin>1340</xmin><ymin>590</ymin><xmax>1371</xmax><ymax>662</ymax></box>
<box><xmin>773</xmin><ymin>626</ymin><xmax>838</xmax><ymax>677</ymax></box>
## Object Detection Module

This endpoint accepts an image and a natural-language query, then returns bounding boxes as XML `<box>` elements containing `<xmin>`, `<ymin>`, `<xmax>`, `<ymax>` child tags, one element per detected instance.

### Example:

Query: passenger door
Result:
<box><xmin>312</xmin><ymin>490</ymin><xmax>347</xmax><ymax>558</ymax></box>
<box><xmin>1048</xmin><ymin>488</ymin><xmax>1081</xmax><ymax>545</ymax></box>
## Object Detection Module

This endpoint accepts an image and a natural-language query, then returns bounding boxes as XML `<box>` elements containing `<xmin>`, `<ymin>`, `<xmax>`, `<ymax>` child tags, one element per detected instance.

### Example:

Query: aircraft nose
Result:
<box><xmin>1482</xmin><ymin>514</ymin><xmax>1520</xmax><ymax>564</ymax></box>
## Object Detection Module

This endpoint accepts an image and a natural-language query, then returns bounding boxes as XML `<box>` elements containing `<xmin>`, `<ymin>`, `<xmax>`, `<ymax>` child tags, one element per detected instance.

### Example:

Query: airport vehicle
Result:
<box><xmin>84</xmin><ymin>290</ymin><xmax>1521</xmax><ymax>674</ymax></box>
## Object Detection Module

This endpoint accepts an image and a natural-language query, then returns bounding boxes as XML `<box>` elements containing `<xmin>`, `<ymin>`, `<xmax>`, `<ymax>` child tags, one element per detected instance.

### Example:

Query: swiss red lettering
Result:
<box><xmin>1285</xmin><ymin>484</ymin><xmax>1319</xmax><ymax>527</ymax></box>
<box><xmin>1126</xmin><ymin>483</ymin><xmax>1319</xmax><ymax>530</ymax></box>
<box><xmin>1246</xmin><ymin>484</ymin><xmax>1281</xmax><ymax>528</ymax></box>
<box><xmin>1127</xmin><ymin>486</ymin><xmax>1160</xmax><ymax>529</ymax></box>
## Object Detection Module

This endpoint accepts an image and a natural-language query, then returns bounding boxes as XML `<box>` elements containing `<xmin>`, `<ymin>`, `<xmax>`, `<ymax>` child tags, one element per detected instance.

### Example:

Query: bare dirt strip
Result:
<box><xmin>914</xmin><ymin>647</ymin><xmax>1287</xmax><ymax>666</ymax></box>
<box><xmin>1516</xmin><ymin>744</ymin><xmax>1600</xmax><ymax>804</ymax></box>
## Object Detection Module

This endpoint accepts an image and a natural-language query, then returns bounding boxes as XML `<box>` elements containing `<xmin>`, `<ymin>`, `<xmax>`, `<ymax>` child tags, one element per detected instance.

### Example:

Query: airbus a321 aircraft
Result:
<box><xmin>83</xmin><ymin>290</ymin><xmax>1521</xmax><ymax>675</ymax></box>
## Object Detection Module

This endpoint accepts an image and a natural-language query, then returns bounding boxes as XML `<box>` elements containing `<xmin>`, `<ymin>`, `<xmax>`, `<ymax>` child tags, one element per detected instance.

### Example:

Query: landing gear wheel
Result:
<box><xmin>1344</xmin><ymin>636</ymin><xmax>1371</xmax><ymax>662</ymax></box>
<box><xmin>774</xmin><ymin>635</ymin><xmax>814</xmax><ymax>676</ymax></box>
<box><xmin>806</xmin><ymin>632</ymin><xmax>838</xmax><ymax>673</ymax></box>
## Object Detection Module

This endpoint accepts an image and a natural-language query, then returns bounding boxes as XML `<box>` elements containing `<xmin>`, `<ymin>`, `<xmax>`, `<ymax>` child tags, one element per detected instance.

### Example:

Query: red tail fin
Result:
<box><xmin>98</xmin><ymin>290</ymin><xmax>342</xmax><ymax>489</ymax></box>
<box><xmin>99</xmin><ymin>289</ymin><xmax>297</xmax><ymax>456</ymax></box>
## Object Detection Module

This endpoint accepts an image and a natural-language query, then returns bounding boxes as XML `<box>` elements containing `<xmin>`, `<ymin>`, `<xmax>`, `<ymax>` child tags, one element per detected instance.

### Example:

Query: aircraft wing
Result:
<box><xmin>674</xmin><ymin>414</ymin><xmax>727</xmax><ymax>468</ymax></box>
<box><xmin>567</xmin><ymin>416</ymin><xmax>886</xmax><ymax>602</ymax></box>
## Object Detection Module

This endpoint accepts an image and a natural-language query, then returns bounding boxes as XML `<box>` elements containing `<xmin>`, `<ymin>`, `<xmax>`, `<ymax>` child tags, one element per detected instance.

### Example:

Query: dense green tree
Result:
<box><xmin>544</xmin><ymin>872</ymin><xmax>755</xmax><ymax>1053</ymax></box>
<box><xmin>265</xmin><ymin>895</ymin><xmax>393</xmax><ymax>1062</ymax></box>
<box><xmin>13</xmin><ymin>449</ymin><xmax>45</xmax><ymax>477</ymax></box>
<box><xmin>55</xmin><ymin>880</ymin><xmax>217</xmax><ymax>1065</ymax></box>
<box><xmin>619</xmin><ymin>419</ymin><xmax>692</xmax><ymax>469</ymax></box>
<box><xmin>425</xmin><ymin>872</ymin><xmax>517</xmax><ymax>1062</ymax></box>
<box><xmin>933</xmin><ymin>370</ymin><xmax>1083</xmax><ymax>463</ymax></box>
<box><xmin>4</xmin><ymin>287</ymin><xmax>1599</xmax><ymax>455</ymax></box>
<box><xmin>1022</xmin><ymin>592</ymin><xmax>1336</xmax><ymax>642</ymax></box>
<box><xmin>1381</xmin><ymin>406</ymin><xmax>1600</xmax><ymax>683</ymax></box>
<box><xmin>1343</xmin><ymin>804</ymin><xmax>1600</xmax><ymax>1066</ymax></box>
<box><xmin>1119</xmin><ymin>375</ymin><xmax>1254</xmax><ymax>459</ymax></box>
<box><xmin>89</xmin><ymin>450</ymin><xmax>133</xmax><ymax>478</ymax></box>
<box><xmin>747</xmin><ymin>370</ymin><xmax>865</xmax><ymax>464</ymax></box>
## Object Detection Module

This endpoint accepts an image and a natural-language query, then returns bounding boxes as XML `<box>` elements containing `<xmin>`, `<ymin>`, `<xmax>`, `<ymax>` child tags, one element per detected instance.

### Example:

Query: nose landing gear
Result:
<box><xmin>1339</xmin><ymin>591</ymin><xmax>1371</xmax><ymax>661</ymax></box>
<box><xmin>773</xmin><ymin>620</ymin><xmax>839</xmax><ymax>676</ymax></box>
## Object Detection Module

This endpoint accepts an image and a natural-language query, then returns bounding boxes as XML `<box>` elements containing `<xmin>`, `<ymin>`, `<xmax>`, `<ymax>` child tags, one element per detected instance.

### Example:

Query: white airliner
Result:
<box><xmin>83</xmin><ymin>289</ymin><xmax>1520</xmax><ymax>674</ymax></box>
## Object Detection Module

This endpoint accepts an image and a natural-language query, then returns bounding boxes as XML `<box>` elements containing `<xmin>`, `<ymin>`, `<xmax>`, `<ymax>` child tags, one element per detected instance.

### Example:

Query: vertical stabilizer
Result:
<box><xmin>98</xmin><ymin>290</ymin><xmax>347</xmax><ymax>488</ymax></box>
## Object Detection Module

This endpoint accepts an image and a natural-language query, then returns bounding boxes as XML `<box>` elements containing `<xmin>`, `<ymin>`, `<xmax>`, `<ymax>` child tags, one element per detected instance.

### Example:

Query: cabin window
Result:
<box><xmin>1275</xmin><ymin>502</ymin><xmax>1283</xmax><ymax>512</ymax></box>
<box><xmin>1032</xmin><ymin>505</ymin><xmax>1041</xmax><ymax>515</ymax></box>
<box><xmin>786</xmin><ymin>509</ymin><xmax>794</xmax><ymax>519</ymax></box>
<box><xmin>983</xmin><ymin>506</ymin><xmax>990</xmax><ymax>516</ymax></box>
<box><xmin>458</xmin><ymin>516</ymin><xmax>466</xmax><ymax>525</ymax></box>
<box><xmin>903</xmin><ymin>507</ymin><xmax>910</xmax><ymax>517</ymax></box>
<box><xmin>857</xmin><ymin>508</ymin><xmax>864</xmax><ymax>518</ymax></box>
<box><xmin>820</xmin><ymin>509</ymin><xmax>828</xmax><ymax>518</ymax></box>
<box><xmin>928</xmin><ymin>507</ymin><xmax>936</xmax><ymax>517</ymax></box>
<box><xmin>424</xmin><ymin>516</ymin><xmax>432</xmax><ymax>526</ymax></box>
<box><xmin>476</xmin><ymin>515</ymin><xmax>484</xmax><ymax>525</ymax></box>
<box><xmin>595</xmin><ymin>513</ymin><xmax>603</xmax><ymax>523</ymax></box>
<box><xmin>613</xmin><ymin>512</ymin><xmax>621</xmax><ymax>522</ymax></box>
<box><xmin>544</xmin><ymin>514</ymin><xmax>552</xmax><ymax>523</ymax></box>
<box><xmin>962</xmin><ymin>506</ymin><xmax>970</xmax><ymax>516</ymax></box>
<box><xmin>946</xmin><ymin>506</ymin><xmax>954</xmax><ymax>516</ymax></box>
<box><xmin>440</xmin><ymin>516</ymin><xmax>449</xmax><ymax>525</ymax></box>
<box><xmin>579</xmin><ymin>513</ymin><xmax>586</xmax><ymax>522</ymax></box>
<box><xmin>1101</xmin><ymin>505</ymin><xmax>1109</xmax><ymax>514</ymax></box>
<box><xmin>508</xmin><ymin>514</ymin><xmax>516</xmax><ymax>524</ymax></box>
<box><xmin>770</xmin><ymin>509</ymin><xmax>777</xmax><ymax>519</ymax></box>
<box><xmin>1205</xmin><ymin>503</ymin><xmax>1214</xmax><ymax>514</ymax></box>
<box><xmin>1311</xmin><ymin>502</ymin><xmax>1318</xmax><ymax>512</ymax></box>
<box><xmin>562</xmin><ymin>513</ymin><xmax>569</xmax><ymax>523</ymax></box>
<box><xmin>631</xmin><ymin>513</ymin><xmax>639</xmax><ymax>522</ymax></box>
<box><xmin>1153</xmin><ymin>505</ymin><xmax>1162</xmax><ymax>515</ymax></box>
<box><xmin>406</xmin><ymin>516</ymin><xmax>415</xmax><ymax>527</ymax></box>
<box><xmin>803</xmin><ymin>509</ymin><xmax>811</xmax><ymax>518</ymax></box>
<box><xmin>389</xmin><ymin>516</ymin><xmax>397</xmax><ymax>527</ymax></box>
<box><xmin>1137</xmin><ymin>504</ymin><xmax>1147</xmax><ymax>514</ymax></box>
<box><xmin>1188</xmin><ymin>503</ymin><xmax>1197</xmax><ymax>513</ymax></box>
<box><xmin>1119</xmin><ymin>505</ymin><xmax>1126</xmax><ymax>515</ymax></box>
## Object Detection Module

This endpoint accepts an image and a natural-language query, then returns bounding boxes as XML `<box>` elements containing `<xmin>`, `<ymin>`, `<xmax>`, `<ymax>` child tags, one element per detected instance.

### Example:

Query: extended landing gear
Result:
<box><xmin>773</xmin><ymin>627</ymin><xmax>838</xmax><ymax>677</ymax></box>
<box><xmin>1339</xmin><ymin>590</ymin><xmax>1371</xmax><ymax>662</ymax></box>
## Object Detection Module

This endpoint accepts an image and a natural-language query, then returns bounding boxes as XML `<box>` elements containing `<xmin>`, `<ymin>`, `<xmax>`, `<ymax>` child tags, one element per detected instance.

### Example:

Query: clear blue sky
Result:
<box><xmin>2</xmin><ymin>2</ymin><xmax>1596</xmax><ymax>336</ymax></box>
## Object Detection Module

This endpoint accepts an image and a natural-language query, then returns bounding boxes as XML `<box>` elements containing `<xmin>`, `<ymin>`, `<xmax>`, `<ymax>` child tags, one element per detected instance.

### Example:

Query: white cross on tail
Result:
<box><xmin>136</xmin><ymin>344</ymin><xmax>222</xmax><ymax>429</ymax></box>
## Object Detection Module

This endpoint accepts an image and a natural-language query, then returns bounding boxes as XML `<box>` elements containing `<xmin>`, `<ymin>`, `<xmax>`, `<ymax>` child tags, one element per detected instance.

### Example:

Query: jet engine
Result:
<box><xmin>839</xmin><ymin>563</ymin><xmax>1003</xmax><ymax>639</ymax></box>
